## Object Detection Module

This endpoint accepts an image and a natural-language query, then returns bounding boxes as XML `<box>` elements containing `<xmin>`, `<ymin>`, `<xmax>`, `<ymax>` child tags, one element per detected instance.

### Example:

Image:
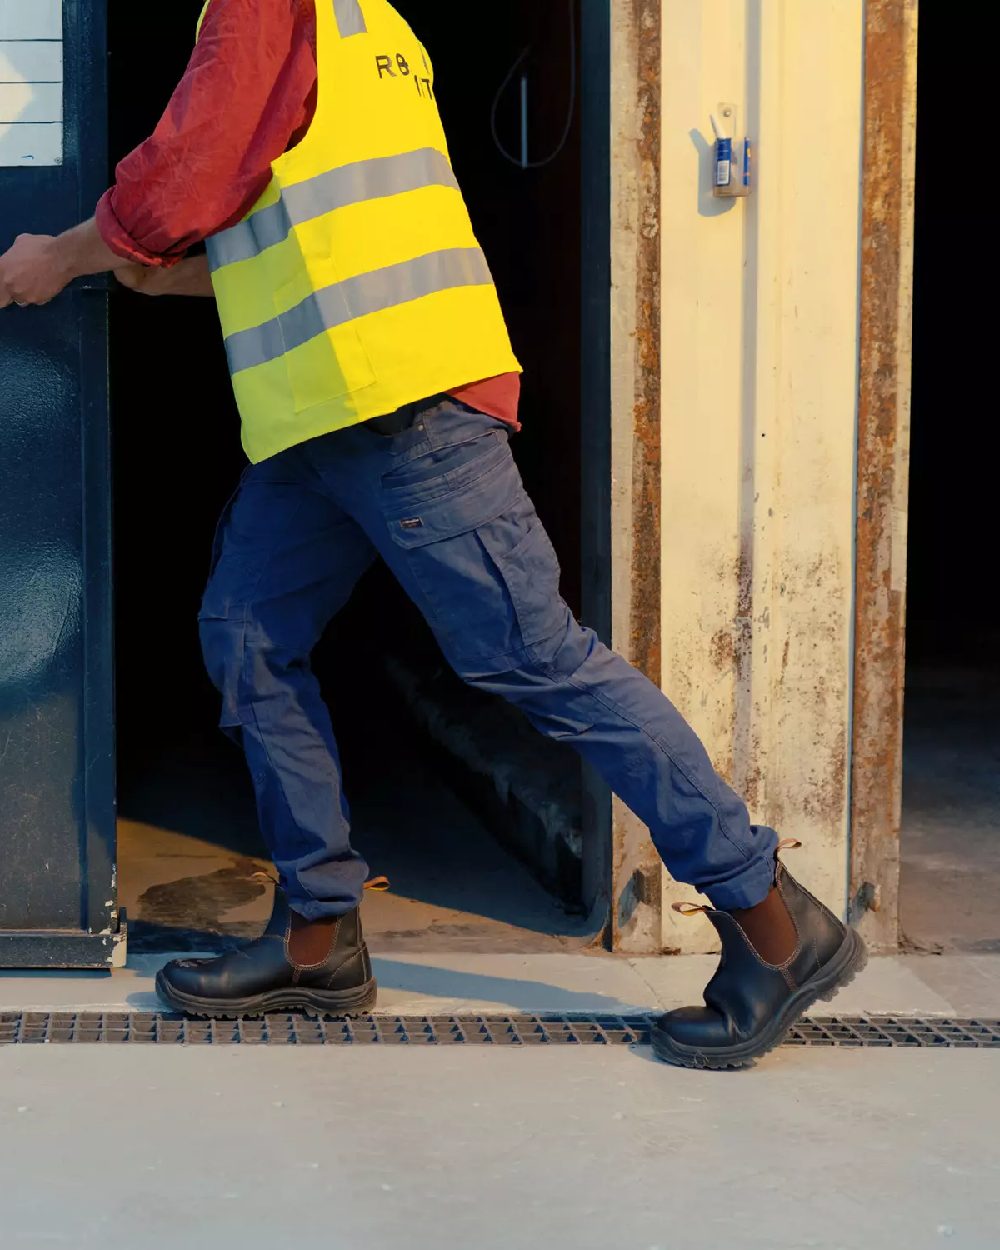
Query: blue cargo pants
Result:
<box><xmin>199</xmin><ymin>396</ymin><xmax>779</xmax><ymax>919</ymax></box>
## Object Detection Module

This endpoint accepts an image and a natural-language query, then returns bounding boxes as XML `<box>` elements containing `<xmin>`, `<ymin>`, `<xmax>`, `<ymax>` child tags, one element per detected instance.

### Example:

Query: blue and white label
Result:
<box><xmin>715</xmin><ymin>137</ymin><xmax>733</xmax><ymax>188</ymax></box>
<box><xmin>0</xmin><ymin>0</ymin><xmax>63</xmax><ymax>168</ymax></box>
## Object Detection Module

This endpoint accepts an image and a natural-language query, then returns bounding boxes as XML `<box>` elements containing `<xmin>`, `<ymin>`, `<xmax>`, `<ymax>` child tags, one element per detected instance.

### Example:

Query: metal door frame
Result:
<box><xmin>579</xmin><ymin>0</ymin><xmax>663</xmax><ymax>944</ymax></box>
<box><xmin>0</xmin><ymin>0</ymin><xmax>121</xmax><ymax>969</ymax></box>
<box><xmin>848</xmin><ymin>0</ymin><xmax>918</xmax><ymax>951</ymax></box>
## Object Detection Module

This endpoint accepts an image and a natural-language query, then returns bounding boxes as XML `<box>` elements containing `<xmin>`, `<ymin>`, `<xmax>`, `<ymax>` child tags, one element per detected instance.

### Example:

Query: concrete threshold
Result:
<box><xmin>1</xmin><ymin>951</ymin><xmax>999</xmax><ymax>1018</ymax></box>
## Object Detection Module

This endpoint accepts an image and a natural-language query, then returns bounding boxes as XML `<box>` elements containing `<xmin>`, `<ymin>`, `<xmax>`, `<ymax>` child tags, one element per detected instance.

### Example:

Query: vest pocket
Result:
<box><xmin>276</xmin><ymin>275</ymin><xmax>377</xmax><ymax>414</ymax></box>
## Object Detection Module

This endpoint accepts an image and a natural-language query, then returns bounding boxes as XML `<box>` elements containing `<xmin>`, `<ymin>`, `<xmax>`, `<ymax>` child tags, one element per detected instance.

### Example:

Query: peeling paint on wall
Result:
<box><xmin>656</xmin><ymin>0</ymin><xmax>866</xmax><ymax>953</ymax></box>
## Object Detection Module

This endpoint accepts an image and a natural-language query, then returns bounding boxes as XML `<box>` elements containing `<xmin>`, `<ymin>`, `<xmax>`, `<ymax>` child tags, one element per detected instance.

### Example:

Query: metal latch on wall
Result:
<box><xmin>711</xmin><ymin>104</ymin><xmax>751</xmax><ymax>199</ymax></box>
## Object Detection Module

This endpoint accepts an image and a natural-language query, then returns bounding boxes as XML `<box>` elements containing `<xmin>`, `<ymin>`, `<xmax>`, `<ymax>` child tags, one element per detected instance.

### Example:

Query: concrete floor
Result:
<box><xmin>3</xmin><ymin>946</ymin><xmax>1000</xmax><ymax>1018</ymax></box>
<box><xmin>1</xmin><ymin>1045</ymin><xmax>998</xmax><ymax>1250</ymax></box>
<box><xmin>901</xmin><ymin>667</ymin><xmax>1000</xmax><ymax>953</ymax></box>
<box><xmin>5</xmin><ymin>713</ymin><xmax>1000</xmax><ymax>1250</ymax></box>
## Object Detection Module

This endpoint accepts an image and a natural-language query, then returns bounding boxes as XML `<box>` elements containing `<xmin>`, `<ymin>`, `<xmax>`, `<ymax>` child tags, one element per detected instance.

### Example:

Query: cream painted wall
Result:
<box><xmin>657</xmin><ymin>0</ymin><xmax>865</xmax><ymax>952</ymax></box>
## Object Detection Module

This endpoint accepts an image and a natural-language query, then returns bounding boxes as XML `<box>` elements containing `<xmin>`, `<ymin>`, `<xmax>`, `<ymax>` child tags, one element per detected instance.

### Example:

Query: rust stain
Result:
<box><xmin>850</xmin><ymin>0</ymin><xmax>916</xmax><ymax>947</ymax></box>
<box><xmin>611</xmin><ymin>0</ymin><xmax>663</xmax><ymax>952</ymax></box>
<box><xmin>821</xmin><ymin>728</ymin><xmax>849</xmax><ymax>828</ymax></box>
<box><xmin>709</xmin><ymin>626</ymin><xmax>734</xmax><ymax>673</ymax></box>
<box><xmin>741</xmin><ymin>761</ymin><xmax>763</xmax><ymax>815</ymax></box>
<box><xmin>733</xmin><ymin>541</ymin><xmax>753</xmax><ymax>684</ymax></box>
<box><xmin>629</xmin><ymin>0</ymin><xmax>662</xmax><ymax>690</ymax></box>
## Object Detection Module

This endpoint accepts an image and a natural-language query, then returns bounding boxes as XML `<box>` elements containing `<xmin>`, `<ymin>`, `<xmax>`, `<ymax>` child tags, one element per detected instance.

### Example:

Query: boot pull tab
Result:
<box><xmin>253</xmin><ymin>868</ymin><xmax>390</xmax><ymax>892</ymax></box>
<box><xmin>776</xmin><ymin>838</ymin><xmax>803</xmax><ymax>853</ymax></box>
<box><xmin>672</xmin><ymin>901</ymin><xmax>710</xmax><ymax>917</ymax></box>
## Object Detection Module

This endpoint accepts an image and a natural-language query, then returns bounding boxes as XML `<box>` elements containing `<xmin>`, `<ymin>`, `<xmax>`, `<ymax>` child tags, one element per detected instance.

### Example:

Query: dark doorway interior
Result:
<box><xmin>108</xmin><ymin>1</ymin><xmax>590</xmax><ymax>955</ymax></box>
<box><xmin>901</xmin><ymin>5</ymin><xmax>1000</xmax><ymax>952</ymax></box>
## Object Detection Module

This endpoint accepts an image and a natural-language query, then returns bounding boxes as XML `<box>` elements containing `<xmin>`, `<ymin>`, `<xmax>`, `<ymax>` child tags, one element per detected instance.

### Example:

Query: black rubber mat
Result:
<box><xmin>2</xmin><ymin>1012</ymin><xmax>999</xmax><ymax>1047</ymax></box>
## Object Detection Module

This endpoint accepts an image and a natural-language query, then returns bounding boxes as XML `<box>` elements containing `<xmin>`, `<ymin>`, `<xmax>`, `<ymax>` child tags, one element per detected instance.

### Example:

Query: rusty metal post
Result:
<box><xmin>850</xmin><ymin>0</ymin><xmax>919</xmax><ymax>950</ymax></box>
<box><xmin>606</xmin><ymin>0</ymin><xmax>663</xmax><ymax>951</ymax></box>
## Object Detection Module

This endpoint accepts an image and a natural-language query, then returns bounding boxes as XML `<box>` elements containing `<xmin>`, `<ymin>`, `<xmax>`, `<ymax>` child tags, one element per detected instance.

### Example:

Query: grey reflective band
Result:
<box><xmin>207</xmin><ymin>149</ymin><xmax>460</xmax><ymax>272</ymax></box>
<box><xmin>225</xmin><ymin>247</ymin><xmax>493</xmax><ymax>376</ymax></box>
<box><xmin>207</xmin><ymin>198</ymin><xmax>292</xmax><ymax>271</ymax></box>
<box><xmin>333</xmin><ymin>0</ymin><xmax>367</xmax><ymax>37</ymax></box>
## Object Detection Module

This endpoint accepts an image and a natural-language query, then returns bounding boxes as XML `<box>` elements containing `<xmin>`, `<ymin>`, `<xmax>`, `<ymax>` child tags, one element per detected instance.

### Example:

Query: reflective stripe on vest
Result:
<box><xmin>207</xmin><ymin>148</ymin><xmax>460</xmax><ymax>272</ymax></box>
<box><xmin>224</xmin><ymin>247</ymin><xmax>492</xmax><ymax>375</ymax></box>
<box><xmin>200</xmin><ymin>1</ymin><xmax>368</xmax><ymax>41</ymax></box>
<box><xmin>333</xmin><ymin>0</ymin><xmax>367</xmax><ymax>37</ymax></box>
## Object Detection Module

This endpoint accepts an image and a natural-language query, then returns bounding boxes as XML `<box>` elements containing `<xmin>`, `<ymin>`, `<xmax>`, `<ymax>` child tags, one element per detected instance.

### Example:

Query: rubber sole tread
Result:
<box><xmin>154</xmin><ymin>972</ymin><xmax>379</xmax><ymax>1021</ymax></box>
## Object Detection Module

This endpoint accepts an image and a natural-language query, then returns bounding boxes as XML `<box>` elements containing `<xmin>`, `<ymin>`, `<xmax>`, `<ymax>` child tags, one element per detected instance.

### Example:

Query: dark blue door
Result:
<box><xmin>0</xmin><ymin>2</ymin><xmax>121</xmax><ymax>968</ymax></box>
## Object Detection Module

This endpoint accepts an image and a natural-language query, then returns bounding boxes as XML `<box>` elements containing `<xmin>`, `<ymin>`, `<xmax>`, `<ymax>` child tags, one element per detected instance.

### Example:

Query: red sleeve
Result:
<box><xmin>96</xmin><ymin>0</ymin><xmax>317</xmax><ymax>267</ymax></box>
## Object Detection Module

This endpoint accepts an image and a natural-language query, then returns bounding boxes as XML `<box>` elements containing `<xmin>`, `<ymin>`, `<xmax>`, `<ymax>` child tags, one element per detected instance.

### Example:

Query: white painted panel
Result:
<box><xmin>0</xmin><ymin>41</ymin><xmax>63</xmax><ymax>82</ymax></box>
<box><xmin>0</xmin><ymin>0</ymin><xmax>62</xmax><ymax>42</ymax></box>
<box><xmin>0</xmin><ymin>120</ymin><xmax>61</xmax><ymax>166</ymax></box>
<box><xmin>0</xmin><ymin>12</ymin><xmax>63</xmax><ymax>166</ymax></box>
<box><xmin>0</xmin><ymin>81</ymin><xmax>61</xmax><ymax>123</ymax></box>
<box><xmin>658</xmin><ymin>0</ymin><xmax>865</xmax><ymax>951</ymax></box>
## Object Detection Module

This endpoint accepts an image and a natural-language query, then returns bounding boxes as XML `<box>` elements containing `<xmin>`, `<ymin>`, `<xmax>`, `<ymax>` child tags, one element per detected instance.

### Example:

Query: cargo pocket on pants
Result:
<box><xmin>198</xmin><ymin>614</ymin><xmax>246</xmax><ymax>736</ymax></box>
<box><xmin>477</xmin><ymin>512</ymin><xmax>570</xmax><ymax>670</ymax></box>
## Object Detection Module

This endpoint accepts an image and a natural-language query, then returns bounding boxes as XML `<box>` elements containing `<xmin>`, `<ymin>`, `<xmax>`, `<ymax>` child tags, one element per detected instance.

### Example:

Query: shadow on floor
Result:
<box><xmin>119</xmin><ymin>725</ymin><xmax>595</xmax><ymax>952</ymax></box>
<box><xmin>124</xmin><ymin>955</ymin><xmax>639</xmax><ymax>1016</ymax></box>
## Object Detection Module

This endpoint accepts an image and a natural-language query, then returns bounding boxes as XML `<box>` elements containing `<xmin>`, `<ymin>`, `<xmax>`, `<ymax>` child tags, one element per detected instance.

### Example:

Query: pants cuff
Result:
<box><xmin>287</xmin><ymin>896</ymin><xmax>362</xmax><ymax>921</ymax></box>
<box><xmin>701</xmin><ymin>840</ymin><xmax>779</xmax><ymax>911</ymax></box>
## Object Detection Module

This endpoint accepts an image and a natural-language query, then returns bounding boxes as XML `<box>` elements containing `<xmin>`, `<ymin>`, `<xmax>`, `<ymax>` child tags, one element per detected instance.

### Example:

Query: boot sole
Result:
<box><xmin>650</xmin><ymin>926</ymin><xmax>868</xmax><ymax>1071</ymax></box>
<box><xmin>154</xmin><ymin>972</ymin><xmax>379</xmax><ymax>1021</ymax></box>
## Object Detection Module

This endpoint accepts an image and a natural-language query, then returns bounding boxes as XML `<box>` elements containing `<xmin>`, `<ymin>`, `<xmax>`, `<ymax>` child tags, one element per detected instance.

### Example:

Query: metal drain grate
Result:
<box><xmin>2</xmin><ymin>1012</ymin><xmax>999</xmax><ymax>1047</ymax></box>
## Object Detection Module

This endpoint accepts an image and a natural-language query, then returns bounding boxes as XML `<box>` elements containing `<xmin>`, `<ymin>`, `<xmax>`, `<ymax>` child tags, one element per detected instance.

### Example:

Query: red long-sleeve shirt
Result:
<box><xmin>96</xmin><ymin>0</ymin><xmax>520</xmax><ymax>426</ymax></box>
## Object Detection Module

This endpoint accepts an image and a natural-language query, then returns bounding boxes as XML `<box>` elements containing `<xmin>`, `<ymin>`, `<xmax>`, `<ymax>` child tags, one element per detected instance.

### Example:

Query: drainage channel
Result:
<box><xmin>2</xmin><ymin>1012</ymin><xmax>999</xmax><ymax>1047</ymax></box>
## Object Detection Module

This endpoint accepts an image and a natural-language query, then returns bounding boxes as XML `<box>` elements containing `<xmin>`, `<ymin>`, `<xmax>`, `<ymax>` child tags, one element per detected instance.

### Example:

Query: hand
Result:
<box><xmin>113</xmin><ymin>263</ymin><xmax>180</xmax><ymax>296</ymax></box>
<box><xmin>114</xmin><ymin>255</ymin><xmax>214</xmax><ymax>298</ymax></box>
<box><xmin>0</xmin><ymin>234</ymin><xmax>74</xmax><ymax>308</ymax></box>
<box><xmin>114</xmin><ymin>263</ymin><xmax>157</xmax><ymax>293</ymax></box>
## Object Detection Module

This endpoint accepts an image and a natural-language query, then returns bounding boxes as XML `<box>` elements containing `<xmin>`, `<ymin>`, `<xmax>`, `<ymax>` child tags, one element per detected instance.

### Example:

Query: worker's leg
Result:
<box><xmin>465</xmin><ymin>646</ymin><xmax>778</xmax><ymax>909</ymax></box>
<box><xmin>342</xmin><ymin>397</ymin><xmax>863</xmax><ymax>1067</ymax></box>
<box><xmin>339</xmin><ymin>398</ymin><xmax>777</xmax><ymax>907</ymax></box>
<box><xmin>198</xmin><ymin>447</ymin><xmax>377</xmax><ymax>919</ymax></box>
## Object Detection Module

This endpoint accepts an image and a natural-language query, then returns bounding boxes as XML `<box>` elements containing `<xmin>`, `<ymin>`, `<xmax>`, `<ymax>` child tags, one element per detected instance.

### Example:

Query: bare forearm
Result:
<box><xmin>0</xmin><ymin>217</ymin><xmax>137</xmax><ymax>308</ymax></box>
<box><xmin>56</xmin><ymin>217</ymin><xmax>135</xmax><ymax>281</ymax></box>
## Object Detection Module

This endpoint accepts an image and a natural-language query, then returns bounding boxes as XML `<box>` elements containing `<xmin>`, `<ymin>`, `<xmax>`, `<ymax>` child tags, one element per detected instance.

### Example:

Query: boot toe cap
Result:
<box><xmin>652</xmin><ymin>1006</ymin><xmax>735</xmax><ymax>1051</ymax></box>
<box><xmin>158</xmin><ymin>956</ymin><xmax>219</xmax><ymax>998</ymax></box>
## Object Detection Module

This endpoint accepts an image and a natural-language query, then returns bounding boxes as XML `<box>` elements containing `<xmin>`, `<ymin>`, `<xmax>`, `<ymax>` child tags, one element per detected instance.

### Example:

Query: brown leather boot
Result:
<box><xmin>156</xmin><ymin>889</ymin><xmax>377</xmax><ymax>1019</ymax></box>
<box><xmin>651</xmin><ymin>843</ymin><xmax>867</xmax><ymax>1069</ymax></box>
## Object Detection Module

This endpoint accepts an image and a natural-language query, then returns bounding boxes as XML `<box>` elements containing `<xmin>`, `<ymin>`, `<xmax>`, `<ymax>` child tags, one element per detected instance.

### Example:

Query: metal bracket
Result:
<box><xmin>713</xmin><ymin>101</ymin><xmax>751</xmax><ymax>199</ymax></box>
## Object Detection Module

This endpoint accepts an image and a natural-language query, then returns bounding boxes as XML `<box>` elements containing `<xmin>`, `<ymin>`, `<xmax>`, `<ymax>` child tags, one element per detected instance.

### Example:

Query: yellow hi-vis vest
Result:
<box><xmin>197</xmin><ymin>0</ymin><xmax>521</xmax><ymax>464</ymax></box>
